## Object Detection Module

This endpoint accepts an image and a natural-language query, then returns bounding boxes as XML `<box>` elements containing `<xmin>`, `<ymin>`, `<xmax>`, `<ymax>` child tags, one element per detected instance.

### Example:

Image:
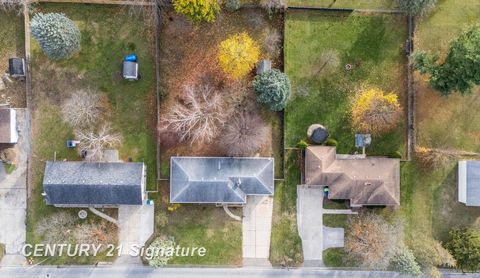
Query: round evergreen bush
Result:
<box><xmin>388</xmin><ymin>151</ymin><xmax>403</xmax><ymax>159</ymax></box>
<box><xmin>31</xmin><ymin>13</ymin><xmax>81</xmax><ymax>60</ymax></box>
<box><xmin>296</xmin><ymin>139</ymin><xmax>308</xmax><ymax>149</ymax></box>
<box><xmin>325</xmin><ymin>138</ymin><xmax>338</xmax><ymax>146</ymax></box>
<box><xmin>253</xmin><ymin>69</ymin><xmax>291</xmax><ymax>111</ymax></box>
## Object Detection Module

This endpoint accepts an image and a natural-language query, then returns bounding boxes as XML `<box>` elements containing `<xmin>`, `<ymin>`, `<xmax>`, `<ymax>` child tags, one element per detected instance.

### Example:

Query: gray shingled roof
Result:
<box><xmin>170</xmin><ymin>157</ymin><xmax>274</xmax><ymax>204</ymax></box>
<box><xmin>0</xmin><ymin>109</ymin><xmax>12</xmax><ymax>143</ymax></box>
<box><xmin>43</xmin><ymin>161</ymin><xmax>145</xmax><ymax>206</ymax></box>
<box><xmin>466</xmin><ymin>161</ymin><xmax>480</xmax><ymax>206</ymax></box>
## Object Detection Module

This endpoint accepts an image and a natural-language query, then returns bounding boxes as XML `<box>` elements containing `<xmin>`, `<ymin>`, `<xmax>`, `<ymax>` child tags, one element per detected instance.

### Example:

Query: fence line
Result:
<box><xmin>29</xmin><ymin>0</ymin><xmax>154</xmax><ymax>5</ymax></box>
<box><xmin>23</xmin><ymin>3</ymin><xmax>33</xmax><ymax>199</ymax></box>
<box><xmin>406</xmin><ymin>15</ymin><xmax>416</xmax><ymax>161</ymax></box>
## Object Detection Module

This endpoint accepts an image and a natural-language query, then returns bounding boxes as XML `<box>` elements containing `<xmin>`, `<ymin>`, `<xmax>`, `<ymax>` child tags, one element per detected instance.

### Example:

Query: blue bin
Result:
<box><xmin>124</xmin><ymin>54</ymin><xmax>138</xmax><ymax>62</ymax></box>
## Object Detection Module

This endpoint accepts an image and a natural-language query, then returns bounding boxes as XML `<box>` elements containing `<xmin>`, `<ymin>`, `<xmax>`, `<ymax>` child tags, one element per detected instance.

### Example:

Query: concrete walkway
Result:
<box><xmin>0</xmin><ymin>109</ymin><xmax>29</xmax><ymax>266</ymax></box>
<box><xmin>242</xmin><ymin>196</ymin><xmax>273</xmax><ymax>266</ymax></box>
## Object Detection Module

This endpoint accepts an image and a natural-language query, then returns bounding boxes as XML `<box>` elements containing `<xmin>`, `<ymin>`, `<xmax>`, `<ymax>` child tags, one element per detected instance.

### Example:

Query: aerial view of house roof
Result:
<box><xmin>0</xmin><ymin>108</ymin><xmax>18</xmax><ymax>144</ymax></box>
<box><xmin>42</xmin><ymin>161</ymin><xmax>146</xmax><ymax>206</ymax></box>
<box><xmin>170</xmin><ymin>157</ymin><xmax>274</xmax><ymax>204</ymax></box>
<box><xmin>458</xmin><ymin>160</ymin><xmax>480</xmax><ymax>206</ymax></box>
<box><xmin>305</xmin><ymin>146</ymin><xmax>400</xmax><ymax>207</ymax></box>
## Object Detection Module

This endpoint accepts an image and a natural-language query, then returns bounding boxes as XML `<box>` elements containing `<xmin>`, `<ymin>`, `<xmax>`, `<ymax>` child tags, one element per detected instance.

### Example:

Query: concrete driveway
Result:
<box><xmin>0</xmin><ymin>109</ymin><xmax>29</xmax><ymax>265</ymax></box>
<box><xmin>117</xmin><ymin>204</ymin><xmax>154</xmax><ymax>256</ymax></box>
<box><xmin>242</xmin><ymin>195</ymin><xmax>273</xmax><ymax>266</ymax></box>
<box><xmin>297</xmin><ymin>185</ymin><xmax>346</xmax><ymax>267</ymax></box>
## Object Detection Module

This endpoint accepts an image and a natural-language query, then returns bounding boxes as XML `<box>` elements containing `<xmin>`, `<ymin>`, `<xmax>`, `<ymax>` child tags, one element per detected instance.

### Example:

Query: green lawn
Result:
<box><xmin>270</xmin><ymin>149</ymin><xmax>303</xmax><ymax>266</ymax></box>
<box><xmin>152</xmin><ymin>187</ymin><xmax>242</xmax><ymax>265</ymax></box>
<box><xmin>284</xmin><ymin>11</ymin><xmax>408</xmax><ymax>156</ymax></box>
<box><xmin>410</xmin><ymin>0</ymin><xmax>480</xmax><ymax>241</ymax></box>
<box><xmin>0</xmin><ymin>11</ymin><xmax>23</xmax><ymax>72</ymax></box>
<box><xmin>287</xmin><ymin>0</ymin><xmax>395</xmax><ymax>9</ymax></box>
<box><xmin>0</xmin><ymin>243</ymin><xmax>4</xmax><ymax>262</ymax></box>
<box><xmin>323</xmin><ymin>214</ymin><xmax>349</xmax><ymax>228</ymax></box>
<box><xmin>27</xmin><ymin>4</ymin><xmax>156</xmax><ymax>264</ymax></box>
<box><xmin>0</xmin><ymin>11</ymin><xmax>25</xmax><ymax>107</ymax></box>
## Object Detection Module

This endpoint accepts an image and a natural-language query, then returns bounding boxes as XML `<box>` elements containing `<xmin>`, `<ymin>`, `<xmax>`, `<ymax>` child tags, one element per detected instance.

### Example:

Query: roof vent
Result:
<box><xmin>218</xmin><ymin>162</ymin><xmax>221</xmax><ymax>170</ymax></box>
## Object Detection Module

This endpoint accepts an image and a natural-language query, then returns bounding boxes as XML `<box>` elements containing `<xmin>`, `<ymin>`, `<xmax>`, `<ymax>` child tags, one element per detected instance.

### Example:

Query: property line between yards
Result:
<box><xmin>28</xmin><ymin>0</ymin><xmax>155</xmax><ymax>6</ymax></box>
<box><xmin>24</xmin><ymin>3</ymin><xmax>33</xmax><ymax>199</ymax></box>
<box><xmin>287</xmin><ymin>6</ymin><xmax>404</xmax><ymax>14</ymax></box>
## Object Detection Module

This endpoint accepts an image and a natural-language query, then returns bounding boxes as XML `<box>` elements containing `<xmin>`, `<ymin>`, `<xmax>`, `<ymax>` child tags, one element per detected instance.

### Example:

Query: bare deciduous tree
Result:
<box><xmin>345</xmin><ymin>213</ymin><xmax>403</xmax><ymax>270</ymax></box>
<box><xmin>263</xmin><ymin>28</ymin><xmax>281</xmax><ymax>58</ymax></box>
<box><xmin>74</xmin><ymin>221</ymin><xmax>116</xmax><ymax>254</ymax></box>
<box><xmin>223</xmin><ymin>111</ymin><xmax>269</xmax><ymax>156</ymax></box>
<box><xmin>315</xmin><ymin>49</ymin><xmax>340</xmax><ymax>75</ymax></box>
<box><xmin>36</xmin><ymin>211</ymin><xmax>77</xmax><ymax>245</ymax></box>
<box><xmin>76</xmin><ymin>124</ymin><xmax>122</xmax><ymax>161</ymax></box>
<box><xmin>0</xmin><ymin>0</ymin><xmax>23</xmax><ymax>14</ymax></box>
<box><xmin>62</xmin><ymin>89</ymin><xmax>102</xmax><ymax>128</ymax></box>
<box><xmin>165</xmin><ymin>84</ymin><xmax>226</xmax><ymax>145</ymax></box>
<box><xmin>260</xmin><ymin>0</ymin><xmax>287</xmax><ymax>14</ymax></box>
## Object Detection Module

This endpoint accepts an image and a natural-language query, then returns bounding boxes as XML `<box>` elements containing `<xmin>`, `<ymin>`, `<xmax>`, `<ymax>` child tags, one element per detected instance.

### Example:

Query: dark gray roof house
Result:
<box><xmin>459</xmin><ymin>160</ymin><xmax>480</xmax><ymax>206</ymax></box>
<box><xmin>43</xmin><ymin>161</ymin><xmax>146</xmax><ymax>207</ymax></box>
<box><xmin>170</xmin><ymin>157</ymin><xmax>274</xmax><ymax>204</ymax></box>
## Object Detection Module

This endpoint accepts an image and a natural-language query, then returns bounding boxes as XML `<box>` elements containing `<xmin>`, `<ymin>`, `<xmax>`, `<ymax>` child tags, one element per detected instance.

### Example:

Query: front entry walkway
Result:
<box><xmin>242</xmin><ymin>196</ymin><xmax>273</xmax><ymax>266</ymax></box>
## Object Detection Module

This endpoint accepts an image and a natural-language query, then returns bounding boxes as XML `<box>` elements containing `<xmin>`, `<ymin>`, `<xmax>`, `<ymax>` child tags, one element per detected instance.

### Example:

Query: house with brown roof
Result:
<box><xmin>0</xmin><ymin>108</ymin><xmax>18</xmax><ymax>144</ymax></box>
<box><xmin>305</xmin><ymin>146</ymin><xmax>400</xmax><ymax>207</ymax></box>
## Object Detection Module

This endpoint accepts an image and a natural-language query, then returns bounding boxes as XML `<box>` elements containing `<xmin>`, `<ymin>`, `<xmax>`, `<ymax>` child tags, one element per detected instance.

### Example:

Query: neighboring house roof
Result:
<box><xmin>458</xmin><ymin>160</ymin><xmax>480</xmax><ymax>206</ymax></box>
<box><xmin>305</xmin><ymin>146</ymin><xmax>400</xmax><ymax>207</ymax></box>
<box><xmin>170</xmin><ymin>157</ymin><xmax>274</xmax><ymax>204</ymax></box>
<box><xmin>0</xmin><ymin>108</ymin><xmax>13</xmax><ymax>143</ymax></box>
<box><xmin>43</xmin><ymin>161</ymin><xmax>145</xmax><ymax>206</ymax></box>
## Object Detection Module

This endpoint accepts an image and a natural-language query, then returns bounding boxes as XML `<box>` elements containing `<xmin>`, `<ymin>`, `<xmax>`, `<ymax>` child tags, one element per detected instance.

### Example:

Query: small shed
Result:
<box><xmin>307</xmin><ymin>124</ymin><xmax>328</xmax><ymax>144</ymax></box>
<box><xmin>123</xmin><ymin>61</ymin><xmax>139</xmax><ymax>81</ymax></box>
<box><xmin>256</xmin><ymin>60</ymin><xmax>272</xmax><ymax>75</ymax></box>
<box><xmin>8</xmin><ymin>58</ymin><xmax>26</xmax><ymax>78</ymax></box>
<box><xmin>458</xmin><ymin>160</ymin><xmax>480</xmax><ymax>206</ymax></box>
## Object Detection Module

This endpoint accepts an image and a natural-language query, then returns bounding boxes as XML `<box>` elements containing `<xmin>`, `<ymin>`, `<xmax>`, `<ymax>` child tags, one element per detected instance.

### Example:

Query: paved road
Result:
<box><xmin>0</xmin><ymin>266</ymin><xmax>416</xmax><ymax>278</ymax></box>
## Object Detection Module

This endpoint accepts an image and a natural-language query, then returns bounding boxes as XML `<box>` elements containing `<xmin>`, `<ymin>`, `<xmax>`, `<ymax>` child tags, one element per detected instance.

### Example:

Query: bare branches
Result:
<box><xmin>223</xmin><ymin>111</ymin><xmax>269</xmax><ymax>156</ymax></box>
<box><xmin>165</xmin><ymin>84</ymin><xmax>226</xmax><ymax>145</ymax></box>
<box><xmin>76</xmin><ymin>124</ymin><xmax>122</xmax><ymax>161</ymax></box>
<box><xmin>0</xmin><ymin>0</ymin><xmax>23</xmax><ymax>14</ymax></box>
<box><xmin>62</xmin><ymin>89</ymin><xmax>102</xmax><ymax>128</ymax></box>
<box><xmin>263</xmin><ymin>28</ymin><xmax>281</xmax><ymax>58</ymax></box>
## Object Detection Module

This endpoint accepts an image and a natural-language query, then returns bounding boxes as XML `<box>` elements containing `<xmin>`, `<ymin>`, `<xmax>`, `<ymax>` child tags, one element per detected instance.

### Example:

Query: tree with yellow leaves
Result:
<box><xmin>173</xmin><ymin>0</ymin><xmax>220</xmax><ymax>23</ymax></box>
<box><xmin>351</xmin><ymin>88</ymin><xmax>401</xmax><ymax>135</ymax></box>
<box><xmin>218</xmin><ymin>33</ymin><xmax>260</xmax><ymax>79</ymax></box>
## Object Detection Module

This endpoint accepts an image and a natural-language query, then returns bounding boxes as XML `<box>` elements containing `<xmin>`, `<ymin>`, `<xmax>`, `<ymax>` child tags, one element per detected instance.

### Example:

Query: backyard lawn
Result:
<box><xmin>27</xmin><ymin>3</ymin><xmax>156</xmax><ymax>264</ymax></box>
<box><xmin>287</xmin><ymin>0</ymin><xmax>395</xmax><ymax>9</ymax></box>
<box><xmin>0</xmin><ymin>11</ymin><xmax>25</xmax><ymax>107</ymax></box>
<box><xmin>285</xmin><ymin>11</ymin><xmax>408</xmax><ymax>156</ymax></box>
<box><xmin>158</xmin><ymin>8</ymin><xmax>284</xmax><ymax>179</ymax></box>
<box><xmin>407</xmin><ymin>0</ymin><xmax>480</xmax><ymax>242</ymax></box>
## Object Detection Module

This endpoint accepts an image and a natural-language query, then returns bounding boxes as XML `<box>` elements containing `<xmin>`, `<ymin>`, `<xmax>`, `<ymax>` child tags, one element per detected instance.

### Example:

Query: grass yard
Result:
<box><xmin>287</xmin><ymin>0</ymin><xmax>395</xmax><ymax>9</ymax></box>
<box><xmin>270</xmin><ymin>149</ymin><xmax>303</xmax><ymax>266</ymax></box>
<box><xmin>158</xmin><ymin>8</ymin><xmax>284</xmax><ymax>179</ymax></box>
<box><xmin>407</xmin><ymin>0</ymin><xmax>480</xmax><ymax>245</ymax></box>
<box><xmin>415</xmin><ymin>0</ymin><xmax>480</xmax><ymax>152</ymax></box>
<box><xmin>0</xmin><ymin>11</ymin><xmax>26</xmax><ymax>107</ymax></box>
<box><xmin>323</xmin><ymin>214</ymin><xmax>348</xmax><ymax>228</ymax></box>
<box><xmin>284</xmin><ymin>11</ymin><xmax>408</xmax><ymax>156</ymax></box>
<box><xmin>27</xmin><ymin>3</ymin><xmax>156</xmax><ymax>264</ymax></box>
<box><xmin>152</xmin><ymin>187</ymin><xmax>242</xmax><ymax>265</ymax></box>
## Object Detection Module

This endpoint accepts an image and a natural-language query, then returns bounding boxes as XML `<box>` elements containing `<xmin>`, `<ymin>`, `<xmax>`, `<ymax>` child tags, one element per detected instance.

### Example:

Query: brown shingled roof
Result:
<box><xmin>305</xmin><ymin>146</ymin><xmax>400</xmax><ymax>207</ymax></box>
<box><xmin>0</xmin><ymin>109</ymin><xmax>12</xmax><ymax>143</ymax></box>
